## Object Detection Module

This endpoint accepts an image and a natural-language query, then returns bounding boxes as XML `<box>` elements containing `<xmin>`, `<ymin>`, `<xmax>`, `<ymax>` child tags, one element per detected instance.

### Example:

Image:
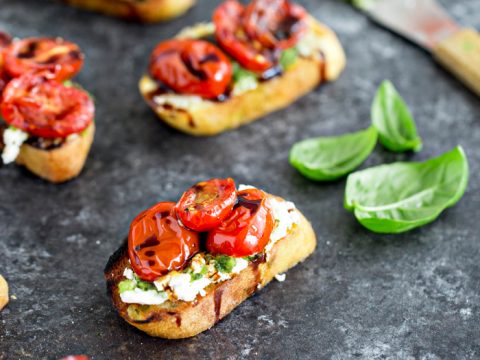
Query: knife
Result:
<box><xmin>348</xmin><ymin>0</ymin><xmax>480</xmax><ymax>96</ymax></box>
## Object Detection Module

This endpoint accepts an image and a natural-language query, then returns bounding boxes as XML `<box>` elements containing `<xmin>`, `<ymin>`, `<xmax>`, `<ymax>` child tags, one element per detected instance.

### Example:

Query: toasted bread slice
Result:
<box><xmin>15</xmin><ymin>122</ymin><xmax>95</xmax><ymax>183</ymax></box>
<box><xmin>61</xmin><ymin>0</ymin><xmax>195</xmax><ymax>22</ymax></box>
<box><xmin>0</xmin><ymin>275</ymin><xmax>8</xmax><ymax>311</ymax></box>
<box><xmin>139</xmin><ymin>17</ymin><xmax>346</xmax><ymax>136</ymax></box>
<box><xmin>105</xmin><ymin>206</ymin><xmax>316</xmax><ymax>339</ymax></box>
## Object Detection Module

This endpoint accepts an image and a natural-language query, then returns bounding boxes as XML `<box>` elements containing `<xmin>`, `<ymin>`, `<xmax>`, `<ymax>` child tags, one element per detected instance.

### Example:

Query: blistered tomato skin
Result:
<box><xmin>0</xmin><ymin>72</ymin><xmax>94</xmax><ymax>138</ymax></box>
<box><xmin>242</xmin><ymin>0</ymin><xmax>307</xmax><ymax>50</ymax></box>
<box><xmin>128</xmin><ymin>202</ymin><xmax>200</xmax><ymax>282</ymax></box>
<box><xmin>149</xmin><ymin>39</ymin><xmax>232</xmax><ymax>99</ymax></box>
<box><xmin>213</xmin><ymin>0</ymin><xmax>307</xmax><ymax>73</ymax></box>
<box><xmin>3</xmin><ymin>37</ymin><xmax>83</xmax><ymax>81</ymax></box>
<box><xmin>206</xmin><ymin>188</ymin><xmax>275</xmax><ymax>257</ymax></box>
<box><xmin>175</xmin><ymin>178</ymin><xmax>237</xmax><ymax>232</ymax></box>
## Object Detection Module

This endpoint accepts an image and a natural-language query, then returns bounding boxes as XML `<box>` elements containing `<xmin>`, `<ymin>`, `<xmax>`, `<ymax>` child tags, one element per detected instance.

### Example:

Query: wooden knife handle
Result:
<box><xmin>433</xmin><ymin>28</ymin><xmax>480</xmax><ymax>96</ymax></box>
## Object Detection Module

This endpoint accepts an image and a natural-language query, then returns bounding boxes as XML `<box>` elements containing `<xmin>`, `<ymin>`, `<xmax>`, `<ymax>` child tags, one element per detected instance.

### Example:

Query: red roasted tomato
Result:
<box><xmin>128</xmin><ymin>202</ymin><xmax>200</xmax><ymax>282</ymax></box>
<box><xmin>0</xmin><ymin>32</ymin><xmax>12</xmax><ymax>93</ymax></box>
<box><xmin>213</xmin><ymin>0</ymin><xmax>307</xmax><ymax>73</ymax></box>
<box><xmin>149</xmin><ymin>39</ymin><xmax>232</xmax><ymax>99</ymax></box>
<box><xmin>206</xmin><ymin>188</ymin><xmax>275</xmax><ymax>257</ymax></box>
<box><xmin>175</xmin><ymin>178</ymin><xmax>237</xmax><ymax>232</ymax></box>
<box><xmin>243</xmin><ymin>0</ymin><xmax>307</xmax><ymax>49</ymax></box>
<box><xmin>1</xmin><ymin>72</ymin><xmax>94</xmax><ymax>138</ymax></box>
<box><xmin>3</xmin><ymin>37</ymin><xmax>83</xmax><ymax>81</ymax></box>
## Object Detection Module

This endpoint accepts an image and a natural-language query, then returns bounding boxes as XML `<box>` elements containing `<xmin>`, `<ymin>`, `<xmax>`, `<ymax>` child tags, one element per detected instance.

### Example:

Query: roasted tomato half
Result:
<box><xmin>128</xmin><ymin>202</ymin><xmax>200</xmax><ymax>282</ymax></box>
<box><xmin>243</xmin><ymin>0</ymin><xmax>307</xmax><ymax>50</ymax></box>
<box><xmin>206</xmin><ymin>188</ymin><xmax>275</xmax><ymax>257</ymax></box>
<box><xmin>0</xmin><ymin>32</ymin><xmax>12</xmax><ymax>93</ymax></box>
<box><xmin>175</xmin><ymin>178</ymin><xmax>237</xmax><ymax>232</ymax></box>
<box><xmin>1</xmin><ymin>72</ymin><xmax>94</xmax><ymax>138</ymax></box>
<box><xmin>149</xmin><ymin>39</ymin><xmax>232</xmax><ymax>99</ymax></box>
<box><xmin>3</xmin><ymin>37</ymin><xmax>83</xmax><ymax>81</ymax></box>
<box><xmin>213</xmin><ymin>0</ymin><xmax>307</xmax><ymax>73</ymax></box>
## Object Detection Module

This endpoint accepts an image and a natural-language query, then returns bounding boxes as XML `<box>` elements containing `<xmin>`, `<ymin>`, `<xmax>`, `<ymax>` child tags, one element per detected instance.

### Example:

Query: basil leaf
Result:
<box><xmin>344</xmin><ymin>146</ymin><xmax>469</xmax><ymax>233</ymax></box>
<box><xmin>289</xmin><ymin>126</ymin><xmax>378</xmax><ymax>181</ymax></box>
<box><xmin>280</xmin><ymin>47</ymin><xmax>298</xmax><ymax>70</ymax></box>
<box><xmin>118</xmin><ymin>280</ymin><xmax>136</xmax><ymax>293</ymax></box>
<box><xmin>372</xmin><ymin>80</ymin><xmax>422</xmax><ymax>152</ymax></box>
<box><xmin>214</xmin><ymin>255</ymin><xmax>236</xmax><ymax>273</ymax></box>
<box><xmin>232</xmin><ymin>62</ymin><xmax>258</xmax><ymax>95</ymax></box>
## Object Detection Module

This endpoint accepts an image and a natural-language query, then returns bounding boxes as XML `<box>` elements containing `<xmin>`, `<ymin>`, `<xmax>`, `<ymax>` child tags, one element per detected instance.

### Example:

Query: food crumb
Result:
<box><xmin>275</xmin><ymin>273</ymin><xmax>286</xmax><ymax>282</ymax></box>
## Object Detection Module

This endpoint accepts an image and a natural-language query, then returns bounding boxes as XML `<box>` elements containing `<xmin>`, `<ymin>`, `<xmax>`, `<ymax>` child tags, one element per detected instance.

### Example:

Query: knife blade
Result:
<box><xmin>348</xmin><ymin>0</ymin><xmax>480</xmax><ymax>96</ymax></box>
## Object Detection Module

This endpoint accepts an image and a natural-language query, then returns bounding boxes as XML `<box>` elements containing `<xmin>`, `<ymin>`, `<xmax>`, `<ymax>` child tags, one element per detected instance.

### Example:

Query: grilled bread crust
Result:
<box><xmin>139</xmin><ymin>17</ymin><xmax>346</xmax><ymax>136</ymax></box>
<box><xmin>15</xmin><ymin>122</ymin><xmax>95</xmax><ymax>183</ymax></box>
<box><xmin>105</xmin><ymin>207</ymin><xmax>316</xmax><ymax>339</ymax></box>
<box><xmin>61</xmin><ymin>0</ymin><xmax>195</xmax><ymax>22</ymax></box>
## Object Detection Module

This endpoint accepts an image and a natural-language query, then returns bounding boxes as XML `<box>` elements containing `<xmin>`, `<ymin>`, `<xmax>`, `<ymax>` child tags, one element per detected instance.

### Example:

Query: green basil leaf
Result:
<box><xmin>344</xmin><ymin>146</ymin><xmax>469</xmax><ymax>233</ymax></box>
<box><xmin>118</xmin><ymin>280</ymin><xmax>136</xmax><ymax>294</ymax></box>
<box><xmin>372</xmin><ymin>80</ymin><xmax>422</xmax><ymax>152</ymax></box>
<box><xmin>214</xmin><ymin>255</ymin><xmax>236</xmax><ymax>273</ymax></box>
<box><xmin>280</xmin><ymin>47</ymin><xmax>298</xmax><ymax>70</ymax></box>
<box><xmin>232</xmin><ymin>62</ymin><xmax>258</xmax><ymax>95</ymax></box>
<box><xmin>289</xmin><ymin>126</ymin><xmax>378</xmax><ymax>181</ymax></box>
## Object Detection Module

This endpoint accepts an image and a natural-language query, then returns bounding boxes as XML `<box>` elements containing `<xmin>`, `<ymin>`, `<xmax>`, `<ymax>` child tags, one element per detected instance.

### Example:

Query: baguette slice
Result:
<box><xmin>105</xmin><ymin>203</ymin><xmax>316</xmax><ymax>339</ymax></box>
<box><xmin>61</xmin><ymin>0</ymin><xmax>195</xmax><ymax>22</ymax></box>
<box><xmin>15</xmin><ymin>122</ymin><xmax>95</xmax><ymax>183</ymax></box>
<box><xmin>139</xmin><ymin>17</ymin><xmax>346</xmax><ymax>136</ymax></box>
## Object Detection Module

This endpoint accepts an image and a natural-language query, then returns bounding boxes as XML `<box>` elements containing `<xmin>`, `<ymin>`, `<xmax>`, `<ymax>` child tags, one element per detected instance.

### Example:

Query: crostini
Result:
<box><xmin>105</xmin><ymin>178</ymin><xmax>316</xmax><ymax>338</ymax></box>
<box><xmin>61</xmin><ymin>0</ymin><xmax>195</xmax><ymax>23</ymax></box>
<box><xmin>139</xmin><ymin>0</ymin><xmax>346</xmax><ymax>136</ymax></box>
<box><xmin>0</xmin><ymin>34</ymin><xmax>95</xmax><ymax>183</ymax></box>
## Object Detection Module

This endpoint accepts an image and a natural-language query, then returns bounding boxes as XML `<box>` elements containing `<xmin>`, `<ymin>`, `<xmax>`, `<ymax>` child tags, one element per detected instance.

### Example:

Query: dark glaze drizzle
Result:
<box><xmin>0</xmin><ymin>32</ymin><xmax>11</xmax><ymax>48</ymax></box>
<box><xmin>134</xmin><ymin>235</ymin><xmax>160</xmax><ymax>252</ymax></box>
<box><xmin>318</xmin><ymin>50</ymin><xmax>327</xmax><ymax>83</ymax></box>
<box><xmin>25</xmin><ymin>137</ymin><xmax>64</xmax><ymax>150</ymax></box>
<box><xmin>213</xmin><ymin>288</ymin><xmax>224</xmax><ymax>323</ymax></box>
<box><xmin>17</xmin><ymin>41</ymin><xmax>39</xmax><ymax>59</ymax></box>
<box><xmin>167</xmin><ymin>311</ymin><xmax>182</xmax><ymax>327</ymax></box>
<box><xmin>234</xmin><ymin>194</ymin><xmax>262</xmax><ymax>213</ymax></box>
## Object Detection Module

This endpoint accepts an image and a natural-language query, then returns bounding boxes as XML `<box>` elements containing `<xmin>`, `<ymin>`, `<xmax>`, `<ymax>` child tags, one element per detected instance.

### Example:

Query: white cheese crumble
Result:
<box><xmin>176</xmin><ymin>22</ymin><xmax>215</xmax><ymax>39</ymax></box>
<box><xmin>297</xmin><ymin>30</ymin><xmax>325</xmax><ymax>59</ymax></box>
<box><xmin>152</xmin><ymin>94</ymin><xmax>206</xmax><ymax>111</ymax></box>
<box><xmin>120</xmin><ymin>288</ymin><xmax>168</xmax><ymax>305</ymax></box>
<box><xmin>231</xmin><ymin>258</ymin><xmax>249</xmax><ymax>274</ymax></box>
<box><xmin>167</xmin><ymin>273</ymin><xmax>212</xmax><ymax>302</ymax></box>
<box><xmin>275</xmin><ymin>273</ymin><xmax>286</xmax><ymax>282</ymax></box>
<box><xmin>2</xmin><ymin>127</ymin><xmax>28</xmax><ymax>164</ymax></box>
<box><xmin>232</xmin><ymin>75</ymin><xmax>258</xmax><ymax>96</ymax></box>
<box><xmin>123</xmin><ymin>268</ymin><xmax>134</xmax><ymax>280</ymax></box>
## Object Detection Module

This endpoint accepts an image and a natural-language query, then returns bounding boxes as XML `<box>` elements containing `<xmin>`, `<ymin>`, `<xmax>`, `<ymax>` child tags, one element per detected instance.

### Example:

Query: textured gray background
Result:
<box><xmin>0</xmin><ymin>0</ymin><xmax>479</xmax><ymax>359</ymax></box>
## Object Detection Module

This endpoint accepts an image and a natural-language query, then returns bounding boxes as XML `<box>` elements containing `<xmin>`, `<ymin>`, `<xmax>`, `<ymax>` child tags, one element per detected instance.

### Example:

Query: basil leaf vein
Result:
<box><xmin>289</xmin><ymin>126</ymin><xmax>378</xmax><ymax>181</ymax></box>
<box><xmin>372</xmin><ymin>80</ymin><xmax>422</xmax><ymax>152</ymax></box>
<box><xmin>344</xmin><ymin>146</ymin><xmax>469</xmax><ymax>233</ymax></box>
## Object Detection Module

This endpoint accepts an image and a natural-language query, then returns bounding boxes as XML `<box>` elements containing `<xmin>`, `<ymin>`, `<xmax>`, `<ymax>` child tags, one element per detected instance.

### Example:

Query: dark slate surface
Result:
<box><xmin>0</xmin><ymin>0</ymin><xmax>479</xmax><ymax>359</ymax></box>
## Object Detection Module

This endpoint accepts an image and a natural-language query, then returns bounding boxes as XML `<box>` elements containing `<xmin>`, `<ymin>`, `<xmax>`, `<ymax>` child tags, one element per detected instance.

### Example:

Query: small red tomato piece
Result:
<box><xmin>1</xmin><ymin>72</ymin><xmax>94</xmax><ymax>138</ymax></box>
<box><xmin>213</xmin><ymin>0</ymin><xmax>274</xmax><ymax>73</ymax></box>
<box><xmin>0</xmin><ymin>32</ymin><xmax>12</xmax><ymax>94</ymax></box>
<box><xmin>243</xmin><ymin>0</ymin><xmax>307</xmax><ymax>50</ymax></box>
<box><xmin>128</xmin><ymin>202</ymin><xmax>200</xmax><ymax>282</ymax></box>
<box><xmin>213</xmin><ymin>0</ymin><xmax>307</xmax><ymax>73</ymax></box>
<box><xmin>206</xmin><ymin>188</ymin><xmax>275</xmax><ymax>257</ymax></box>
<box><xmin>3</xmin><ymin>37</ymin><xmax>83</xmax><ymax>81</ymax></box>
<box><xmin>175</xmin><ymin>178</ymin><xmax>237</xmax><ymax>232</ymax></box>
<box><xmin>149</xmin><ymin>39</ymin><xmax>232</xmax><ymax>99</ymax></box>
